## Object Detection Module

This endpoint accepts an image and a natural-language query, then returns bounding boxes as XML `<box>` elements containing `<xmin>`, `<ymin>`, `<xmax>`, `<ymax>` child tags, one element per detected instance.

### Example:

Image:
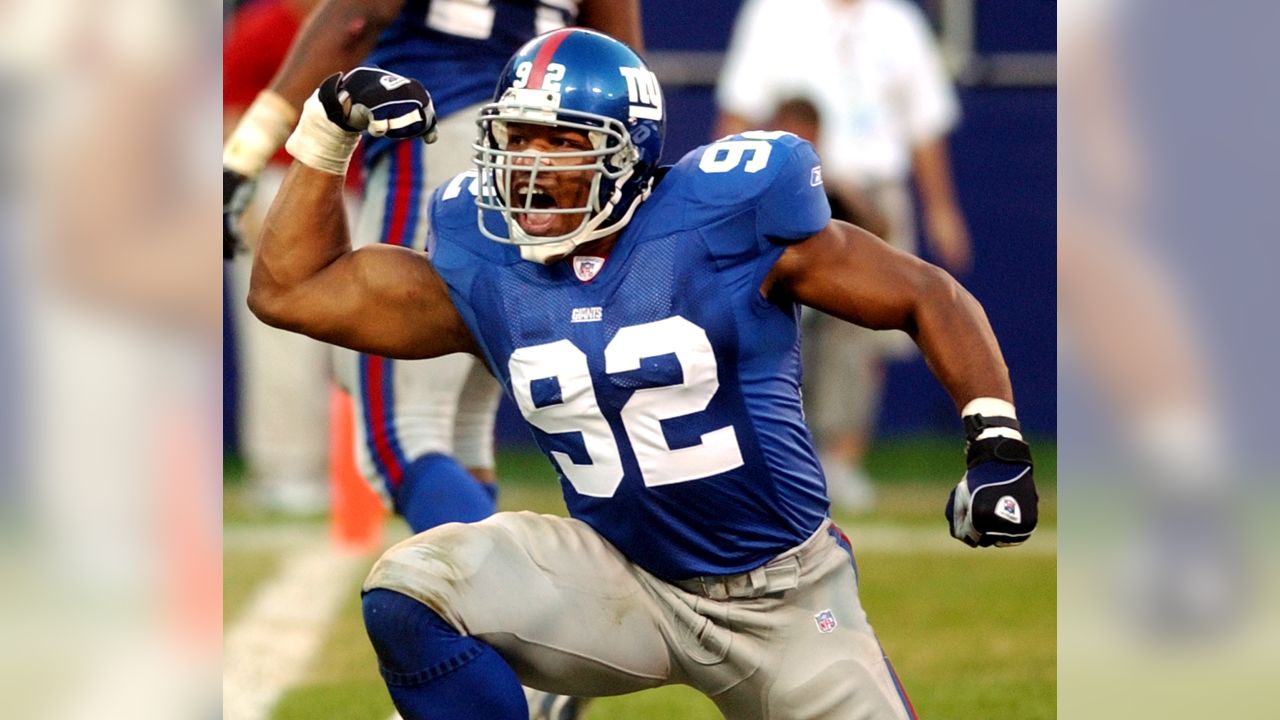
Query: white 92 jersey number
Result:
<box><xmin>698</xmin><ymin>130</ymin><xmax>789</xmax><ymax>174</ymax></box>
<box><xmin>508</xmin><ymin>316</ymin><xmax>745</xmax><ymax>498</ymax></box>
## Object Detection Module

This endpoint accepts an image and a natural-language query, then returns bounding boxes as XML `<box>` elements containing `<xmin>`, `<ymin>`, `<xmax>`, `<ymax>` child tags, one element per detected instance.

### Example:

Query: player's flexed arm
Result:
<box><xmin>248</xmin><ymin>70</ymin><xmax>478</xmax><ymax>360</ymax></box>
<box><xmin>765</xmin><ymin>220</ymin><xmax>1039</xmax><ymax>548</ymax></box>
<box><xmin>768</xmin><ymin>221</ymin><xmax>1009</xmax><ymax>403</ymax></box>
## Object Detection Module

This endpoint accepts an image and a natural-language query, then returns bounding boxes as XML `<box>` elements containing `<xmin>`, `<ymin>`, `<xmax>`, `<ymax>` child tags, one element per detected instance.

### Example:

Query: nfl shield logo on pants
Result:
<box><xmin>814</xmin><ymin>609</ymin><xmax>838</xmax><ymax>633</ymax></box>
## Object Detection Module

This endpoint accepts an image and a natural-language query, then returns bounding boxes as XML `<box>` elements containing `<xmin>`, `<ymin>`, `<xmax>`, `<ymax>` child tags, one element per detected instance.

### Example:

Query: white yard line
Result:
<box><xmin>223</xmin><ymin>537</ymin><xmax>369</xmax><ymax>720</ymax></box>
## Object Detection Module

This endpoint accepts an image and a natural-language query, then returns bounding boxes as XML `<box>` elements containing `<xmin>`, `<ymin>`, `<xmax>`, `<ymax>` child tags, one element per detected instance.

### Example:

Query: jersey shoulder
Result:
<box><xmin>657</xmin><ymin>131</ymin><xmax>831</xmax><ymax>246</ymax></box>
<box><xmin>427</xmin><ymin>170</ymin><xmax>519</xmax><ymax>271</ymax></box>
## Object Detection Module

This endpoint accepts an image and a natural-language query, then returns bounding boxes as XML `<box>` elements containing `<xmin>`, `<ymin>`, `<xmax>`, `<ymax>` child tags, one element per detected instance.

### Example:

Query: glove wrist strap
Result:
<box><xmin>285</xmin><ymin>90</ymin><xmax>360</xmax><ymax>176</ymax></box>
<box><xmin>224</xmin><ymin>90</ymin><xmax>298</xmax><ymax>177</ymax></box>
<box><xmin>961</xmin><ymin>397</ymin><xmax>1022</xmax><ymax>442</ymax></box>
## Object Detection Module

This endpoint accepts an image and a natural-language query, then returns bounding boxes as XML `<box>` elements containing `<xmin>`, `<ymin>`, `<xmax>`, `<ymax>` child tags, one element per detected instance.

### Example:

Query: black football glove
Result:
<box><xmin>316</xmin><ymin>68</ymin><xmax>438</xmax><ymax>142</ymax></box>
<box><xmin>946</xmin><ymin>421</ymin><xmax>1039</xmax><ymax>547</ymax></box>
<box><xmin>223</xmin><ymin>168</ymin><xmax>255</xmax><ymax>260</ymax></box>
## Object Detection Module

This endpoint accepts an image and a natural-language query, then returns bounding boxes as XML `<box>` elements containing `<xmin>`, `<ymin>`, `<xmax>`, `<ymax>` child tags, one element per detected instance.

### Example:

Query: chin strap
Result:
<box><xmin>519</xmin><ymin>238</ymin><xmax>578</xmax><ymax>264</ymax></box>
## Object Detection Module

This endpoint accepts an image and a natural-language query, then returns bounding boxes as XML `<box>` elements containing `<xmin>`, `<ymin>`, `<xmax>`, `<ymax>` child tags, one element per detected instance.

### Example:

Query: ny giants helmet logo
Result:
<box><xmin>619</xmin><ymin>67</ymin><xmax>662</xmax><ymax>120</ymax></box>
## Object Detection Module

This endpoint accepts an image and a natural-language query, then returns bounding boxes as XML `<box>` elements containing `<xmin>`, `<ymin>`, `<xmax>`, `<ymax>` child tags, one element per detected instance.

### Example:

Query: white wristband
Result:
<box><xmin>961</xmin><ymin>397</ymin><xmax>1022</xmax><ymax>441</ymax></box>
<box><xmin>284</xmin><ymin>90</ymin><xmax>360</xmax><ymax>176</ymax></box>
<box><xmin>223</xmin><ymin>90</ymin><xmax>298</xmax><ymax>177</ymax></box>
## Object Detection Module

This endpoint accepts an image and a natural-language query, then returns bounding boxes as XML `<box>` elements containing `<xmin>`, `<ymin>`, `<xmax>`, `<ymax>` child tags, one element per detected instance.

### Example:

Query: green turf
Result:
<box><xmin>274</xmin><ymin>681</ymin><xmax>394</xmax><ymax>720</ymax></box>
<box><xmin>224</xmin><ymin>549</ymin><xmax>282</xmax><ymax>623</ymax></box>
<box><xmin>860</xmin><ymin>552</ymin><xmax>1056</xmax><ymax>718</ymax></box>
<box><xmin>226</xmin><ymin>438</ymin><xmax>1056</xmax><ymax>719</ymax></box>
<box><xmin>272</xmin><ymin>589</ymin><xmax>395</xmax><ymax>720</ymax></box>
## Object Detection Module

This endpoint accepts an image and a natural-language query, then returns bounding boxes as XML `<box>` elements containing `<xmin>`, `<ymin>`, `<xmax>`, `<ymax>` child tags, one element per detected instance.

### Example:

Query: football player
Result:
<box><xmin>249</xmin><ymin>29</ymin><xmax>1039</xmax><ymax>720</ymax></box>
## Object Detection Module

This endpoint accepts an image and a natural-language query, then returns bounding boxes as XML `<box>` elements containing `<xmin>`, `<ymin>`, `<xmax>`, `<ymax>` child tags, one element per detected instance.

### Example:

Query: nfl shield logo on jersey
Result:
<box><xmin>814</xmin><ymin>609</ymin><xmax>838</xmax><ymax>634</ymax></box>
<box><xmin>573</xmin><ymin>255</ymin><xmax>605</xmax><ymax>282</ymax></box>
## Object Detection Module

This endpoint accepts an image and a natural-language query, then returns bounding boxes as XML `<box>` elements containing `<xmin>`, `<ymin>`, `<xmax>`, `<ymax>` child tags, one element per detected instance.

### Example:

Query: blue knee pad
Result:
<box><xmin>392</xmin><ymin>453</ymin><xmax>498</xmax><ymax>533</ymax></box>
<box><xmin>362</xmin><ymin>588</ymin><xmax>527</xmax><ymax>720</ymax></box>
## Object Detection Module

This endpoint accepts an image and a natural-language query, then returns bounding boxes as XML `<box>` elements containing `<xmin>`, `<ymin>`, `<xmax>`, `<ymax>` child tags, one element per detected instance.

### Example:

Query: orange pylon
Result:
<box><xmin>329</xmin><ymin>385</ymin><xmax>387</xmax><ymax>552</ymax></box>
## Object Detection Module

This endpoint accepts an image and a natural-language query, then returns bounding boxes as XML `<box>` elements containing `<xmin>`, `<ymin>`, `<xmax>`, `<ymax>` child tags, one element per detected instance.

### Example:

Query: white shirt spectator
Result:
<box><xmin>717</xmin><ymin>0</ymin><xmax>959</xmax><ymax>186</ymax></box>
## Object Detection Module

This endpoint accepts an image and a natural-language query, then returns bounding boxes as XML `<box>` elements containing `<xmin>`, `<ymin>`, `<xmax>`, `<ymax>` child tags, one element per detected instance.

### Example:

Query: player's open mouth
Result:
<box><xmin>516</xmin><ymin>186</ymin><xmax>559</xmax><ymax>235</ymax></box>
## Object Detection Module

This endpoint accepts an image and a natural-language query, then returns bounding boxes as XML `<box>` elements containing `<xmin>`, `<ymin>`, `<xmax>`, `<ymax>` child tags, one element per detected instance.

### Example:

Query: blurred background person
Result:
<box><xmin>1057</xmin><ymin>5</ymin><xmax>1272</xmax><ymax>719</ymax></box>
<box><xmin>224</xmin><ymin>0</ymin><xmax>335</xmax><ymax>515</ymax></box>
<box><xmin>1059</xmin><ymin>0</ymin><xmax>1244</xmax><ymax>641</ymax></box>
<box><xmin>715</xmin><ymin>0</ymin><xmax>971</xmax><ymax>510</ymax></box>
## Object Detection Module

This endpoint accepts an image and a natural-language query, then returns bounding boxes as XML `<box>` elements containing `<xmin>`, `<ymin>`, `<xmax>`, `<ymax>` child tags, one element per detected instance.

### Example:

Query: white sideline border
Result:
<box><xmin>223</xmin><ymin>541</ymin><xmax>368</xmax><ymax>720</ymax></box>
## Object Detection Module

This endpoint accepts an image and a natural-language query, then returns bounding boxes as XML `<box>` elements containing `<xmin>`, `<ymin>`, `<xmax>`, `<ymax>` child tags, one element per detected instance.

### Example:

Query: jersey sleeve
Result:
<box><xmin>755</xmin><ymin>137</ymin><xmax>831</xmax><ymax>244</ymax></box>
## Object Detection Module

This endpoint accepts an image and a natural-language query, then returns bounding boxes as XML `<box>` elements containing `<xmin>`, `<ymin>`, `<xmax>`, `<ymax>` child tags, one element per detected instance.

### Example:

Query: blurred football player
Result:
<box><xmin>249</xmin><ymin>29</ymin><xmax>1039</xmax><ymax>720</ymax></box>
<box><xmin>225</xmin><ymin>3</ymin><xmax>641</xmax><ymax>717</ymax></box>
<box><xmin>226</xmin><ymin>0</ymin><xmax>640</xmax><ymax>527</ymax></box>
<box><xmin>224</xmin><ymin>0</ymin><xmax>334</xmax><ymax>515</ymax></box>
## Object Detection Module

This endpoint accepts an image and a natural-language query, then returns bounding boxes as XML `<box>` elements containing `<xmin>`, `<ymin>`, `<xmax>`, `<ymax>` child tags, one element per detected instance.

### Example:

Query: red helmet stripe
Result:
<box><xmin>527</xmin><ymin>28</ymin><xmax>575</xmax><ymax>90</ymax></box>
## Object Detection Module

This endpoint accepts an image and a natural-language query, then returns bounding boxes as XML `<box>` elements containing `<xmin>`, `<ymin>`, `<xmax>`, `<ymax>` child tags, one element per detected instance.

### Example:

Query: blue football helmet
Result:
<box><xmin>473</xmin><ymin>28</ymin><xmax>665</xmax><ymax>262</ymax></box>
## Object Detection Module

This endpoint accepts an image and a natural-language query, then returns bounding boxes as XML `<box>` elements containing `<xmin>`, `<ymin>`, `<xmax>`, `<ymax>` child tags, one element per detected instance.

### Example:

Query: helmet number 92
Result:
<box><xmin>512</xmin><ymin>61</ymin><xmax>566</xmax><ymax>92</ymax></box>
<box><xmin>698</xmin><ymin>130</ymin><xmax>789</xmax><ymax>174</ymax></box>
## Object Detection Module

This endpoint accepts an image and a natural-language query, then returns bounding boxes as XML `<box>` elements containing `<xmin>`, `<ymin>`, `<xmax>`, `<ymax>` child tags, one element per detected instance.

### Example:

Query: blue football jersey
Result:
<box><xmin>428</xmin><ymin>132</ymin><xmax>833</xmax><ymax>580</ymax></box>
<box><xmin>363</xmin><ymin>0</ymin><xmax>578</xmax><ymax>166</ymax></box>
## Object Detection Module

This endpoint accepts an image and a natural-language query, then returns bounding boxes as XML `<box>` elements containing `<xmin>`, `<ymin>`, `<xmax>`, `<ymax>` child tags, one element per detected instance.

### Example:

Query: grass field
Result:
<box><xmin>225</xmin><ymin>437</ymin><xmax>1056</xmax><ymax>719</ymax></box>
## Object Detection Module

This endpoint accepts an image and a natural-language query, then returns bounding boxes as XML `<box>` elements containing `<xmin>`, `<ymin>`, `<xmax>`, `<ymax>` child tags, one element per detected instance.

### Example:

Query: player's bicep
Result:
<box><xmin>338</xmin><ymin>245</ymin><xmax>479</xmax><ymax>359</ymax></box>
<box><xmin>766</xmin><ymin>219</ymin><xmax>946</xmax><ymax>333</ymax></box>
<box><xmin>267</xmin><ymin>244</ymin><xmax>476</xmax><ymax>359</ymax></box>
